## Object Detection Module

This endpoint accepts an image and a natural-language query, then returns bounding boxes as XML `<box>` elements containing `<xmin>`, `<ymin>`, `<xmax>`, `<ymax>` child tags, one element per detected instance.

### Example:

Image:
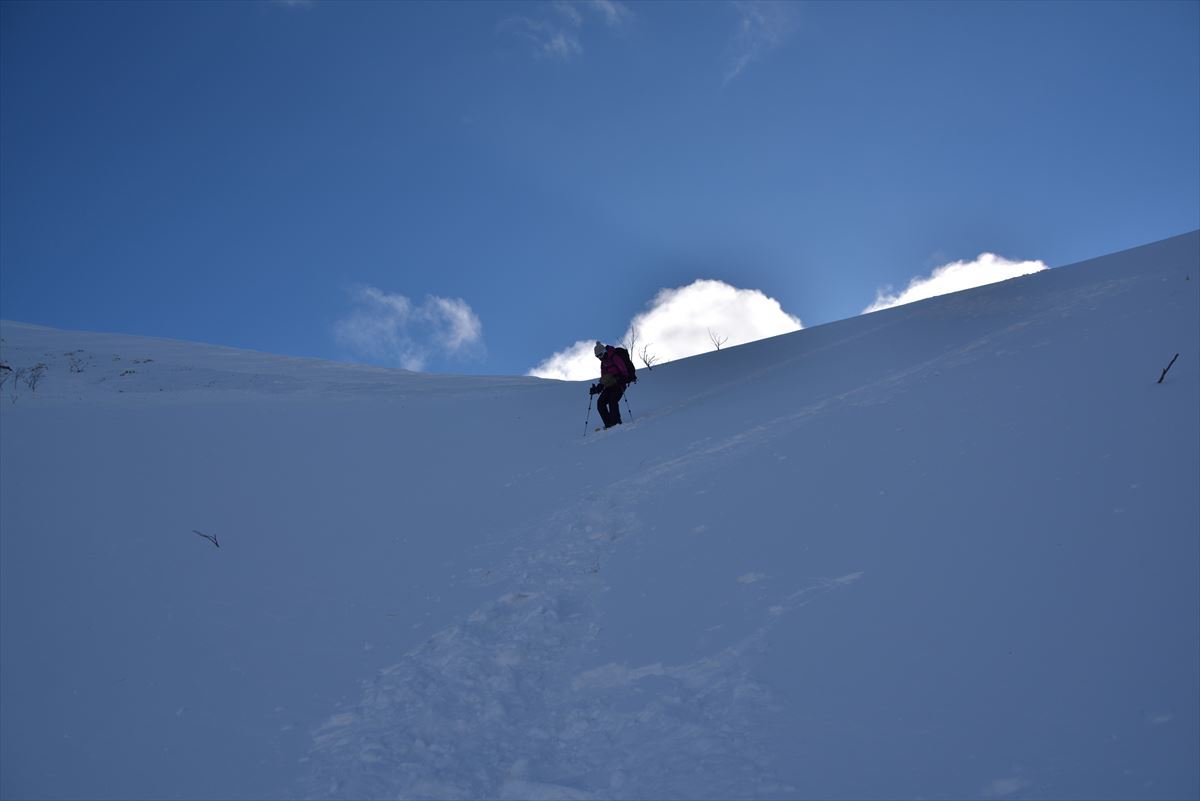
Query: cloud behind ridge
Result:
<box><xmin>863</xmin><ymin>254</ymin><xmax>1047</xmax><ymax>314</ymax></box>
<box><xmin>529</xmin><ymin>279</ymin><xmax>802</xmax><ymax>380</ymax></box>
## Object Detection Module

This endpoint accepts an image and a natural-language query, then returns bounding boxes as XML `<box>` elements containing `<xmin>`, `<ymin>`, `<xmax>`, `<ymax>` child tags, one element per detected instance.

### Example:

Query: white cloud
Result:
<box><xmin>528</xmin><ymin>279</ymin><xmax>803</xmax><ymax>381</ymax></box>
<box><xmin>527</xmin><ymin>339</ymin><xmax>600</xmax><ymax>382</ymax></box>
<box><xmin>502</xmin><ymin>0</ymin><xmax>632</xmax><ymax>61</ymax></box>
<box><xmin>334</xmin><ymin>286</ymin><xmax>483</xmax><ymax>372</ymax></box>
<box><xmin>724</xmin><ymin>1</ymin><xmax>798</xmax><ymax>85</ymax></box>
<box><xmin>863</xmin><ymin>253</ymin><xmax>1048</xmax><ymax>314</ymax></box>
<box><xmin>424</xmin><ymin>296</ymin><xmax>483</xmax><ymax>351</ymax></box>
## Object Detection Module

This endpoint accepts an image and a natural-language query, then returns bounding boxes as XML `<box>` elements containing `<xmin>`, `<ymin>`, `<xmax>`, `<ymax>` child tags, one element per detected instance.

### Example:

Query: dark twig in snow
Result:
<box><xmin>192</xmin><ymin>530</ymin><xmax>220</xmax><ymax>548</ymax></box>
<box><xmin>1157</xmin><ymin>353</ymin><xmax>1179</xmax><ymax>384</ymax></box>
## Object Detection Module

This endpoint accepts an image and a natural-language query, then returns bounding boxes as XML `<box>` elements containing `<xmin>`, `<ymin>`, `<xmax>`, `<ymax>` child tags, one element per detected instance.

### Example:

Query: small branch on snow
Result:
<box><xmin>1157</xmin><ymin>353</ymin><xmax>1179</xmax><ymax>384</ymax></box>
<box><xmin>192</xmin><ymin>530</ymin><xmax>220</xmax><ymax>548</ymax></box>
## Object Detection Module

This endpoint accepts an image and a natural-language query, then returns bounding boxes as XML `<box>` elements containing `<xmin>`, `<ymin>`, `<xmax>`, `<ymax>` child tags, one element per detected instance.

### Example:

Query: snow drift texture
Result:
<box><xmin>1</xmin><ymin>232</ymin><xmax>1197</xmax><ymax>800</ymax></box>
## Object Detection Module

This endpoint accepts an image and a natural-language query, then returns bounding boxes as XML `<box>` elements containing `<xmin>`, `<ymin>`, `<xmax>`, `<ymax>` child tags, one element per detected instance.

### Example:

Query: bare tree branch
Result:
<box><xmin>14</xmin><ymin>363</ymin><xmax>47</xmax><ymax>394</ymax></box>
<box><xmin>622</xmin><ymin>326</ymin><xmax>639</xmax><ymax>354</ymax></box>
<box><xmin>708</xmin><ymin>328</ymin><xmax>729</xmax><ymax>351</ymax></box>
<box><xmin>638</xmin><ymin>344</ymin><xmax>658</xmax><ymax>371</ymax></box>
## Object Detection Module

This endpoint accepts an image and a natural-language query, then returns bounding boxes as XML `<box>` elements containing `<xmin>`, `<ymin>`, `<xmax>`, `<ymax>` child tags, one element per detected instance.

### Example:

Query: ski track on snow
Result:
<box><xmin>300</xmin><ymin>442</ymin><xmax>863</xmax><ymax>800</ymax></box>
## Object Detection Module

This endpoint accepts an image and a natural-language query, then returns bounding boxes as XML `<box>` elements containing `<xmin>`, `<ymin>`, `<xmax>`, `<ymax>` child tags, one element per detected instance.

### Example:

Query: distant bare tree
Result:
<box><xmin>638</xmin><ymin>344</ymin><xmax>659</xmax><ymax>371</ymax></box>
<box><xmin>17</xmin><ymin>363</ymin><xmax>47</xmax><ymax>392</ymax></box>
<box><xmin>0</xmin><ymin>364</ymin><xmax>11</xmax><ymax>391</ymax></box>
<box><xmin>708</xmin><ymin>328</ymin><xmax>729</xmax><ymax>351</ymax></box>
<box><xmin>622</xmin><ymin>326</ymin><xmax>640</xmax><ymax>355</ymax></box>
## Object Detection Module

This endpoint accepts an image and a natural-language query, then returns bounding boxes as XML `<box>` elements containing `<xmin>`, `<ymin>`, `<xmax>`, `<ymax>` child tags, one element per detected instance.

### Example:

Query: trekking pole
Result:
<box><xmin>583</xmin><ymin>390</ymin><xmax>593</xmax><ymax>436</ymax></box>
<box><xmin>623</xmin><ymin>389</ymin><xmax>633</xmax><ymax>421</ymax></box>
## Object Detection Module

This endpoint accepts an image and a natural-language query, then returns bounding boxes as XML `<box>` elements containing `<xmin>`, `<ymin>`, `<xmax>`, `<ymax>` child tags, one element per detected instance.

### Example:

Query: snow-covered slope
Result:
<box><xmin>2</xmin><ymin>232</ymin><xmax>1197</xmax><ymax>801</ymax></box>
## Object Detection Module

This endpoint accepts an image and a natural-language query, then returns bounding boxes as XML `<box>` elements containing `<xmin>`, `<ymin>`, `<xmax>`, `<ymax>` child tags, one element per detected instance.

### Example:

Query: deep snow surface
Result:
<box><xmin>2</xmin><ymin>232</ymin><xmax>1198</xmax><ymax>800</ymax></box>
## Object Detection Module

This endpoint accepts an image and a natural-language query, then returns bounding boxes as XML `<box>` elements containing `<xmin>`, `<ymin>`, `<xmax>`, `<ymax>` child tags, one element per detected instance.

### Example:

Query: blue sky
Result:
<box><xmin>2</xmin><ymin>0</ymin><xmax>1197</xmax><ymax>376</ymax></box>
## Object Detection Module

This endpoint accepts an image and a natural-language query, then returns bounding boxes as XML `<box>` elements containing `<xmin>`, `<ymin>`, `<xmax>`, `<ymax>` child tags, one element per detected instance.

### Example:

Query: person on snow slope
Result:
<box><xmin>589</xmin><ymin>341</ymin><xmax>634</xmax><ymax>429</ymax></box>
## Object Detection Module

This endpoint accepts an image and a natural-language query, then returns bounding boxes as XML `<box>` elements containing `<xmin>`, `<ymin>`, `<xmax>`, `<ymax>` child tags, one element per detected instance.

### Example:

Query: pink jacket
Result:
<box><xmin>599</xmin><ymin>346</ymin><xmax>630</xmax><ymax>387</ymax></box>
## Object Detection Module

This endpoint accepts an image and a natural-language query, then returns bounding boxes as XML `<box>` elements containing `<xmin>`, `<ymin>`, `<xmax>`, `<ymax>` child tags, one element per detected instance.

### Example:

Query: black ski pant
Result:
<box><xmin>597</xmin><ymin>384</ymin><xmax>625</xmax><ymax>428</ymax></box>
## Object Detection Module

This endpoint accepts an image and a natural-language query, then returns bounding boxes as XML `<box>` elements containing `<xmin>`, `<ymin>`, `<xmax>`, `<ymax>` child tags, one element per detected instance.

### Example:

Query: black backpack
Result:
<box><xmin>613</xmin><ymin>346</ymin><xmax>637</xmax><ymax>384</ymax></box>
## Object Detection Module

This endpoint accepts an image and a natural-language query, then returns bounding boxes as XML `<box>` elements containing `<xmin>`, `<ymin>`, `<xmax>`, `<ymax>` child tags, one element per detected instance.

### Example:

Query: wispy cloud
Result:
<box><xmin>862</xmin><ymin>254</ymin><xmax>1048</xmax><ymax>314</ymax></box>
<box><xmin>982</xmin><ymin>777</ymin><xmax>1030</xmax><ymax>799</ymax></box>
<box><xmin>586</xmin><ymin>0</ymin><xmax>634</xmax><ymax>27</ymax></box>
<box><xmin>502</xmin><ymin>16</ymin><xmax>583</xmax><ymax>61</ymax></box>
<box><xmin>501</xmin><ymin>1</ymin><xmax>633</xmax><ymax>62</ymax></box>
<box><xmin>724</xmin><ymin>1</ymin><xmax>798</xmax><ymax>85</ymax></box>
<box><xmin>334</xmin><ymin>286</ymin><xmax>483</xmax><ymax>372</ymax></box>
<box><xmin>529</xmin><ymin>279</ymin><xmax>802</xmax><ymax>380</ymax></box>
